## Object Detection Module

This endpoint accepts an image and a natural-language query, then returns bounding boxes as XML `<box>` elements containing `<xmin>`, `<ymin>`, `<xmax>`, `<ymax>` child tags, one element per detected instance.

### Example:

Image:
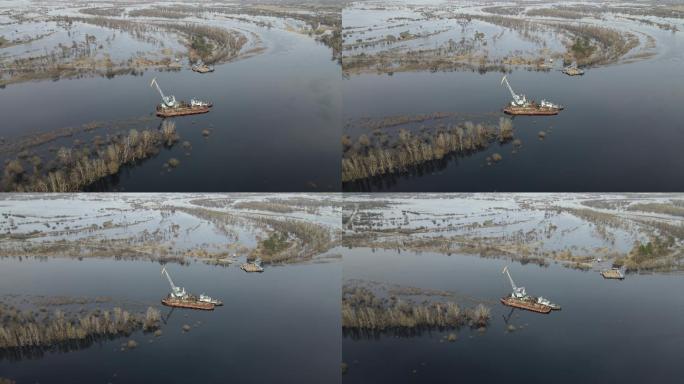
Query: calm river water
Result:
<box><xmin>0</xmin><ymin>257</ymin><xmax>341</xmax><ymax>384</ymax></box>
<box><xmin>343</xmin><ymin>23</ymin><xmax>684</xmax><ymax>192</ymax></box>
<box><xmin>0</xmin><ymin>20</ymin><xmax>341</xmax><ymax>192</ymax></box>
<box><xmin>343</xmin><ymin>248</ymin><xmax>684</xmax><ymax>383</ymax></box>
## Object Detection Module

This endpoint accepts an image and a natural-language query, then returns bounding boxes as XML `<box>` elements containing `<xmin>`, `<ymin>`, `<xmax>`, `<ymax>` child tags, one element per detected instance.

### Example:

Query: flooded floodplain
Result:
<box><xmin>0</xmin><ymin>1</ymin><xmax>341</xmax><ymax>192</ymax></box>
<box><xmin>0</xmin><ymin>193</ymin><xmax>342</xmax><ymax>383</ymax></box>
<box><xmin>342</xmin><ymin>193</ymin><xmax>684</xmax><ymax>383</ymax></box>
<box><xmin>342</xmin><ymin>1</ymin><xmax>684</xmax><ymax>191</ymax></box>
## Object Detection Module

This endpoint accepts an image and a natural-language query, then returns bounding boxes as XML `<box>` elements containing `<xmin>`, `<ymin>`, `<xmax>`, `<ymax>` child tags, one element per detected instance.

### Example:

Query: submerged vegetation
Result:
<box><xmin>342</xmin><ymin>195</ymin><xmax>684</xmax><ymax>274</ymax></box>
<box><xmin>0</xmin><ymin>0</ymin><xmax>342</xmax><ymax>87</ymax></box>
<box><xmin>2</xmin><ymin>121</ymin><xmax>180</xmax><ymax>192</ymax></box>
<box><xmin>342</xmin><ymin>118</ymin><xmax>514</xmax><ymax>182</ymax></box>
<box><xmin>249</xmin><ymin>216</ymin><xmax>335</xmax><ymax>264</ymax></box>
<box><xmin>342</xmin><ymin>285</ymin><xmax>490</xmax><ymax>335</ymax></box>
<box><xmin>342</xmin><ymin>1</ymin><xmax>656</xmax><ymax>75</ymax></box>
<box><xmin>0</xmin><ymin>194</ymin><xmax>340</xmax><ymax>268</ymax></box>
<box><xmin>0</xmin><ymin>301</ymin><xmax>162</xmax><ymax>359</ymax></box>
<box><xmin>59</xmin><ymin>17</ymin><xmax>249</xmax><ymax>66</ymax></box>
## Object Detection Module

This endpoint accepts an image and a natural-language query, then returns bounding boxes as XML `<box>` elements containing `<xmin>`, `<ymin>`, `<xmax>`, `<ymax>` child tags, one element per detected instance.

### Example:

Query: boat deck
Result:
<box><xmin>156</xmin><ymin>105</ymin><xmax>211</xmax><ymax>117</ymax></box>
<box><xmin>161</xmin><ymin>297</ymin><xmax>215</xmax><ymax>310</ymax></box>
<box><xmin>601</xmin><ymin>269</ymin><xmax>625</xmax><ymax>280</ymax></box>
<box><xmin>500</xmin><ymin>297</ymin><xmax>552</xmax><ymax>314</ymax></box>
<box><xmin>503</xmin><ymin>106</ymin><xmax>560</xmax><ymax>116</ymax></box>
<box><xmin>240</xmin><ymin>263</ymin><xmax>264</xmax><ymax>273</ymax></box>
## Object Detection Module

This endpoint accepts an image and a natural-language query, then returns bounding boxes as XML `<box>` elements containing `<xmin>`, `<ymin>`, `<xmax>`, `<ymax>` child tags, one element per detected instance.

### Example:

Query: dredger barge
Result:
<box><xmin>155</xmin><ymin>102</ymin><xmax>212</xmax><ymax>118</ymax></box>
<box><xmin>151</xmin><ymin>78</ymin><xmax>213</xmax><ymax>118</ymax></box>
<box><xmin>503</xmin><ymin>103</ymin><xmax>562</xmax><ymax>116</ymax></box>
<box><xmin>162</xmin><ymin>296</ymin><xmax>215</xmax><ymax>310</ymax></box>
<box><xmin>160</xmin><ymin>267</ymin><xmax>222</xmax><ymax>310</ymax></box>
<box><xmin>500</xmin><ymin>266</ymin><xmax>561</xmax><ymax>314</ymax></box>
<box><xmin>501</xmin><ymin>76</ymin><xmax>563</xmax><ymax>116</ymax></box>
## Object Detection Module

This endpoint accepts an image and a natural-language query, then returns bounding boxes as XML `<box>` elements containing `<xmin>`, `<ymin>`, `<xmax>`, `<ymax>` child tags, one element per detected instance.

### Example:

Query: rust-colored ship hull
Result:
<box><xmin>503</xmin><ymin>106</ymin><xmax>560</xmax><ymax>116</ymax></box>
<box><xmin>161</xmin><ymin>297</ymin><xmax>215</xmax><ymax>310</ymax></box>
<box><xmin>500</xmin><ymin>297</ymin><xmax>552</xmax><ymax>314</ymax></box>
<box><xmin>156</xmin><ymin>105</ymin><xmax>211</xmax><ymax>118</ymax></box>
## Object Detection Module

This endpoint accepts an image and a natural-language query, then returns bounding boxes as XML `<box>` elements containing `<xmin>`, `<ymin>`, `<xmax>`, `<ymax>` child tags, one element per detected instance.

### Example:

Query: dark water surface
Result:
<box><xmin>343</xmin><ymin>26</ymin><xmax>684</xmax><ymax>192</ymax></box>
<box><xmin>0</xmin><ymin>257</ymin><xmax>341</xmax><ymax>384</ymax></box>
<box><xmin>0</xmin><ymin>26</ymin><xmax>341</xmax><ymax>192</ymax></box>
<box><xmin>343</xmin><ymin>248</ymin><xmax>684</xmax><ymax>384</ymax></box>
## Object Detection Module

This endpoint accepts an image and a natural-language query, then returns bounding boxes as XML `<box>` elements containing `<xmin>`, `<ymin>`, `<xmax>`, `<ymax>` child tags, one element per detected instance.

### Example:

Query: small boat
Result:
<box><xmin>240</xmin><ymin>260</ymin><xmax>264</xmax><ymax>273</ymax></box>
<box><xmin>562</xmin><ymin>64</ymin><xmax>585</xmax><ymax>76</ymax></box>
<box><xmin>600</xmin><ymin>268</ymin><xmax>625</xmax><ymax>280</ymax></box>
<box><xmin>192</xmin><ymin>64</ymin><xmax>215</xmax><ymax>73</ymax></box>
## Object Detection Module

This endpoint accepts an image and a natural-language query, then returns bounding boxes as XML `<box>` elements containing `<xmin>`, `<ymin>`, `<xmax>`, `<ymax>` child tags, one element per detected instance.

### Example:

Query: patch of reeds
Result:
<box><xmin>526</xmin><ymin>8</ymin><xmax>586</xmax><ymax>20</ymax></box>
<box><xmin>342</xmin><ymin>118</ymin><xmax>514</xmax><ymax>182</ymax></box>
<box><xmin>555</xmin><ymin>23</ymin><xmax>639</xmax><ymax>66</ymax></box>
<box><xmin>160</xmin><ymin>204</ymin><xmax>336</xmax><ymax>265</ymax></box>
<box><xmin>342</xmin><ymin>286</ymin><xmax>490</xmax><ymax>334</ymax></box>
<box><xmin>233</xmin><ymin>201</ymin><xmax>295</xmax><ymax>214</ymax></box>
<box><xmin>0</xmin><ymin>304</ymin><xmax>162</xmax><ymax>354</ymax></box>
<box><xmin>626</xmin><ymin>202</ymin><xmax>684</xmax><ymax>217</ymax></box>
<box><xmin>79</xmin><ymin>7</ymin><xmax>125</xmax><ymax>17</ymax></box>
<box><xmin>161</xmin><ymin>23</ymin><xmax>247</xmax><ymax>64</ymax></box>
<box><xmin>2</xmin><ymin>121</ymin><xmax>180</xmax><ymax>192</ymax></box>
<box><xmin>482</xmin><ymin>6</ymin><xmax>525</xmax><ymax>16</ymax></box>
<box><xmin>250</xmin><ymin>217</ymin><xmax>334</xmax><ymax>264</ymax></box>
<box><xmin>128</xmin><ymin>8</ymin><xmax>189</xmax><ymax>19</ymax></box>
